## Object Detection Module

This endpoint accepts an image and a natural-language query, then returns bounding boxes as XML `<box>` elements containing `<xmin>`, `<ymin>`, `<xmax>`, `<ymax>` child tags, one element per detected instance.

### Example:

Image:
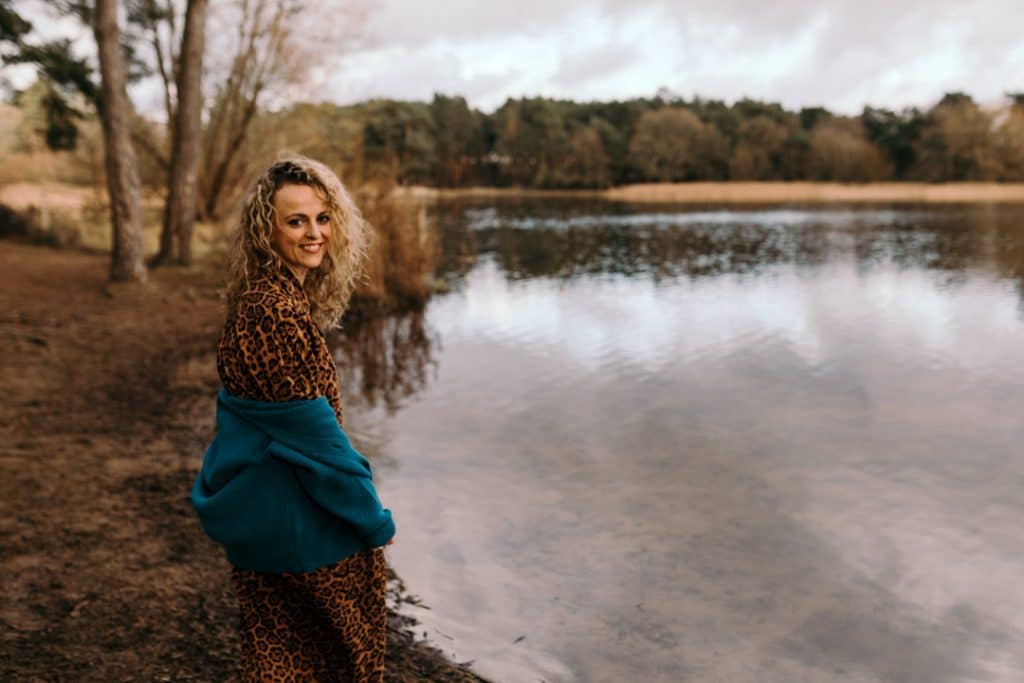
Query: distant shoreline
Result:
<box><xmin>397</xmin><ymin>182</ymin><xmax>1024</xmax><ymax>204</ymax></box>
<box><xmin>5</xmin><ymin>181</ymin><xmax>1024</xmax><ymax>215</ymax></box>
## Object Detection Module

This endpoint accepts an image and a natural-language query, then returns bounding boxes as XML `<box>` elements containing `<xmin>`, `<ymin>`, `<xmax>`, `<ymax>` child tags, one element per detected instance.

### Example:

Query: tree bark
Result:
<box><xmin>94</xmin><ymin>0</ymin><xmax>147</xmax><ymax>282</ymax></box>
<box><xmin>158</xmin><ymin>0</ymin><xmax>207</xmax><ymax>265</ymax></box>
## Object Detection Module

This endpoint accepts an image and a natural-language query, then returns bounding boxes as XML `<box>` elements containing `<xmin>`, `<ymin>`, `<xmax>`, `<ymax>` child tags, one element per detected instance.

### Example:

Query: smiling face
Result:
<box><xmin>269</xmin><ymin>183</ymin><xmax>332</xmax><ymax>284</ymax></box>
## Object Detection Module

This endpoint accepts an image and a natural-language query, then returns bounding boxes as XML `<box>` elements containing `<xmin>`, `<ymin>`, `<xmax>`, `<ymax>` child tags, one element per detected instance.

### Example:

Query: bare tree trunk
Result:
<box><xmin>94</xmin><ymin>0</ymin><xmax>147</xmax><ymax>282</ymax></box>
<box><xmin>159</xmin><ymin>0</ymin><xmax>207</xmax><ymax>266</ymax></box>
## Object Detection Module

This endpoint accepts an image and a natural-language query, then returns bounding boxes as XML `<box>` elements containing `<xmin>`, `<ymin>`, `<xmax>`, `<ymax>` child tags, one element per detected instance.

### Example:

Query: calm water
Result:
<box><xmin>333</xmin><ymin>201</ymin><xmax>1024</xmax><ymax>683</ymax></box>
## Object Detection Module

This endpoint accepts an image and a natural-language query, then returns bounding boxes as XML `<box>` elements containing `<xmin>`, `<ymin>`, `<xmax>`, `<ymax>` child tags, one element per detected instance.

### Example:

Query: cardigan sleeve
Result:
<box><xmin>265</xmin><ymin>435</ymin><xmax>396</xmax><ymax>548</ymax></box>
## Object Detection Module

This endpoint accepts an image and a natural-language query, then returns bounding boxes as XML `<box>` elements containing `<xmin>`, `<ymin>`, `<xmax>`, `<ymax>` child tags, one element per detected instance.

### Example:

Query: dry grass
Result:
<box><xmin>0</xmin><ymin>105</ymin><xmax>103</xmax><ymax>185</ymax></box>
<box><xmin>401</xmin><ymin>181</ymin><xmax>1024</xmax><ymax>204</ymax></box>
<box><xmin>605</xmin><ymin>181</ymin><xmax>1024</xmax><ymax>203</ymax></box>
<box><xmin>0</xmin><ymin>181</ymin><xmax>230</xmax><ymax>259</ymax></box>
<box><xmin>0</xmin><ymin>150</ymin><xmax>100</xmax><ymax>185</ymax></box>
<box><xmin>347</xmin><ymin>182</ymin><xmax>440</xmax><ymax>320</ymax></box>
<box><xmin>0</xmin><ymin>181</ymin><xmax>101</xmax><ymax>211</ymax></box>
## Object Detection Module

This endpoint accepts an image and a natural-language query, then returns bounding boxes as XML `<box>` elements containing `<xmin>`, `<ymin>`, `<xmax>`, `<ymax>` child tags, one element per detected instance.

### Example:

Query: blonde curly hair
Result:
<box><xmin>225</xmin><ymin>156</ymin><xmax>370</xmax><ymax>330</ymax></box>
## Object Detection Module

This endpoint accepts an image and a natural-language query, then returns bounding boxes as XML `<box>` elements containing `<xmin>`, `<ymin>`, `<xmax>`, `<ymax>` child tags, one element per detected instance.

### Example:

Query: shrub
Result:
<box><xmin>346</xmin><ymin>181</ymin><xmax>440</xmax><ymax>321</ymax></box>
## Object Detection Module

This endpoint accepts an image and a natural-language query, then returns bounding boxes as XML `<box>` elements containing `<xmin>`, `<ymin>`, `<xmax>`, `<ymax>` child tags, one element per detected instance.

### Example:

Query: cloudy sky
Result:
<box><xmin>8</xmin><ymin>0</ymin><xmax>1024</xmax><ymax>115</ymax></box>
<box><xmin>314</xmin><ymin>0</ymin><xmax>1024</xmax><ymax>113</ymax></box>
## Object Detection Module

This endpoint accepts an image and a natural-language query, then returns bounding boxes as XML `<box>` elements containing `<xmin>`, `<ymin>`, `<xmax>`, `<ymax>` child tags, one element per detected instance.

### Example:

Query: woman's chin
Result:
<box><xmin>293</xmin><ymin>254</ymin><xmax>324</xmax><ymax>271</ymax></box>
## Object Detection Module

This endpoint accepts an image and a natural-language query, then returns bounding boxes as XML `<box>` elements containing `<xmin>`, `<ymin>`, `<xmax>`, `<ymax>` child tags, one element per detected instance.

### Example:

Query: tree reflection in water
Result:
<box><xmin>327</xmin><ymin>310</ymin><xmax>438</xmax><ymax>414</ymax></box>
<box><xmin>432</xmin><ymin>199</ymin><xmax>1024</xmax><ymax>308</ymax></box>
<box><xmin>325</xmin><ymin>201</ymin><xmax>1024</xmax><ymax>415</ymax></box>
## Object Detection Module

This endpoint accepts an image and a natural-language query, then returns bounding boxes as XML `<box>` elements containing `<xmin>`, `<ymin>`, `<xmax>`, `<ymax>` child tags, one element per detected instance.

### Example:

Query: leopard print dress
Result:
<box><xmin>217</xmin><ymin>264</ymin><xmax>387</xmax><ymax>683</ymax></box>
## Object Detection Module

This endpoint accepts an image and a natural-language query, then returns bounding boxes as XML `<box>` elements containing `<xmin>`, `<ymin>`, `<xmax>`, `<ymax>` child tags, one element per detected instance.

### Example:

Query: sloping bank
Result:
<box><xmin>0</xmin><ymin>240</ymin><xmax>486</xmax><ymax>682</ymax></box>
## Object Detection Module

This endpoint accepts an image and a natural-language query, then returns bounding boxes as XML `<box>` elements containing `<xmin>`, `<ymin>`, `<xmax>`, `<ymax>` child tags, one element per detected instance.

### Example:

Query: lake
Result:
<box><xmin>333</xmin><ymin>200</ymin><xmax>1024</xmax><ymax>683</ymax></box>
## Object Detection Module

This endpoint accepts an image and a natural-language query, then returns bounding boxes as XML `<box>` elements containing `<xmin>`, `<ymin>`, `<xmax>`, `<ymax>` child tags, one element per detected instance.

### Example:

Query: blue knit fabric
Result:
<box><xmin>191</xmin><ymin>388</ymin><xmax>395</xmax><ymax>573</ymax></box>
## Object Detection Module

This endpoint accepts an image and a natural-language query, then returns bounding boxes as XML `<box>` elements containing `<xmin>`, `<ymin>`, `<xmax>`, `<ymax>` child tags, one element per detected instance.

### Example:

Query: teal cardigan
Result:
<box><xmin>191</xmin><ymin>388</ymin><xmax>395</xmax><ymax>573</ymax></box>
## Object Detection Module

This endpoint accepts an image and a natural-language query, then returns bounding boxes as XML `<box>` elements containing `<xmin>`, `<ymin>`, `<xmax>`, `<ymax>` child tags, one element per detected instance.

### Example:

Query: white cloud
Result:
<box><xmin>8</xmin><ymin>0</ymin><xmax>1024</xmax><ymax>114</ymax></box>
<box><xmin>327</xmin><ymin>0</ymin><xmax>1024</xmax><ymax>113</ymax></box>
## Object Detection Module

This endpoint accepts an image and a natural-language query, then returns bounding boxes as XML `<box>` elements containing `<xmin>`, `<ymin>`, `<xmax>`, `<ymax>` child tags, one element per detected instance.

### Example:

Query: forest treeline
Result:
<box><xmin>13</xmin><ymin>86</ymin><xmax>1024</xmax><ymax>206</ymax></box>
<box><xmin>250</xmin><ymin>90</ymin><xmax>1024</xmax><ymax>191</ymax></box>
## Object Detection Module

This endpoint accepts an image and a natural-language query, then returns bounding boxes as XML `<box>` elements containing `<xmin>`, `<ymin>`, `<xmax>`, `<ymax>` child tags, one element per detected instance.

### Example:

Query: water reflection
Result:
<box><xmin>432</xmin><ymin>200</ymin><xmax>1024</xmax><ymax>302</ymax></box>
<box><xmin>347</xmin><ymin>201</ymin><xmax>1024</xmax><ymax>682</ymax></box>
<box><xmin>327</xmin><ymin>310</ymin><xmax>438</xmax><ymax>414</ymax></box>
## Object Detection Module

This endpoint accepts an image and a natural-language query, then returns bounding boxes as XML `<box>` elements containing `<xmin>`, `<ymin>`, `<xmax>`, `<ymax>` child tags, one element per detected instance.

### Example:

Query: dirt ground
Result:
<box><xmin>0</xmin><ymin>240</ymin><xmax>486</xmax><ymax>682</ymax></box>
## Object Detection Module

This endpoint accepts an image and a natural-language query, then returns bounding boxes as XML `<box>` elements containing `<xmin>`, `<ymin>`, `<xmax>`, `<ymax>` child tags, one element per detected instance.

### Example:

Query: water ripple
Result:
<box><xmin>363</xmin><ymin>202</ymin><xmax>1024</xmax><ymax>683</ymax></box>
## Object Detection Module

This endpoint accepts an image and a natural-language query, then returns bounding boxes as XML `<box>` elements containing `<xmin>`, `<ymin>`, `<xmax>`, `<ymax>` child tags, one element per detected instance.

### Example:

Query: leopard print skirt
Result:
<box><xmin>232</xmin><ymin>548</ymin><xmax>387</xmax><ymax>683</ymax></box>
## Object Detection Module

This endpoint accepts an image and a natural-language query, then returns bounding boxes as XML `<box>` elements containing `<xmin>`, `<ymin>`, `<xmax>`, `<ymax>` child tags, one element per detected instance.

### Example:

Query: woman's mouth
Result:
<box><xmin>299</xmin><ymin>243</ymin><xmax>323</xmax><ymax>253</ymax></box>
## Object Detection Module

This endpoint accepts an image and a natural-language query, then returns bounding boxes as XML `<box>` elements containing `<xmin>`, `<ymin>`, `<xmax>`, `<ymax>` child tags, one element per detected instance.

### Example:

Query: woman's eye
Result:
<box><xmin>288</xmin><ymin>218</ymin><xmax>304</xmax><ymax>227</ymax></box>
<box><xmin>317</xmin><ymin>214</ymin><xmax>330</xmax><ymax>224</ymax></box>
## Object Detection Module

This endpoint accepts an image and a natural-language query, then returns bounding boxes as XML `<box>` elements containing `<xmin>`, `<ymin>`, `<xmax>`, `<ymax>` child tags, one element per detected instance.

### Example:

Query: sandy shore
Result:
<box><xmin>0</xmin><ymin>240</ymin><xmax>486</xmax><ymax>682</ymax></box>
<box><xmin>398</xmin><ymin>181</ymin><xmax>1024</xmax><ymax>204</ymax></box>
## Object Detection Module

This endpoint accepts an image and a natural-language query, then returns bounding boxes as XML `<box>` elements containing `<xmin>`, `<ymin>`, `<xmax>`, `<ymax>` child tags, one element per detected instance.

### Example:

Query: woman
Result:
<box><xmin>192</xmin><ymin>156</ymin><xmax>396</xmax><ymax>682</ymax></box>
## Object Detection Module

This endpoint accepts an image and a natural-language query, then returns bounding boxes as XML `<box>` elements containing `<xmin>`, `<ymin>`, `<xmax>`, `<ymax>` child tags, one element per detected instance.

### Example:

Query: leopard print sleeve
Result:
<box><xmin>231</xmin><ymin>292</ymin><xmax>325</xmax><ymax>403</ymax></box>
